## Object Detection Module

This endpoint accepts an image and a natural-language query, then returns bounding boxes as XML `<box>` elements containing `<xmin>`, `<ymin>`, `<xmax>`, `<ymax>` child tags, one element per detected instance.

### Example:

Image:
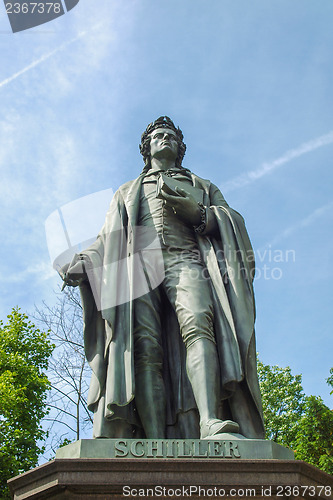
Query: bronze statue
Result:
<box><xmin>60</xmin><ymin>116</ymin><xmax>265</xmax><ymax>440</ymax></box>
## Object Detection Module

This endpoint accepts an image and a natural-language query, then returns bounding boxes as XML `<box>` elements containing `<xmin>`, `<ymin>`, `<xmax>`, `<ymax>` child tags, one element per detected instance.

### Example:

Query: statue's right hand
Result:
<box><xmin>58</xmin><ymin>262</ymin><xmax>70</xmax><ymax>281</ymax></box>
<box><xmin>59</xmin><ymin>256</ymin><xmax>87</xmax><ymax>288</ymax></box>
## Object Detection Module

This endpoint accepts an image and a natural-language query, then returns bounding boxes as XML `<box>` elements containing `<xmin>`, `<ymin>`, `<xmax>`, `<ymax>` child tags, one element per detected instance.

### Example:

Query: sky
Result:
<box><xmin>0</xmin><ymin>0</ymin><xmax>332</xmax><ymax>421</ymax></box>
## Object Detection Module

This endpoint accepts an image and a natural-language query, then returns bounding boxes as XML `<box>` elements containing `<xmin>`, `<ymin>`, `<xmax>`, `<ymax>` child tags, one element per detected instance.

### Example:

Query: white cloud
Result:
<box><xmin>1</xmin><ymin>260</ymin><xmax>57</xmax><ymax>284</ymax></box>
<box><xmin>43</xmin><ymin>131</ymin><xmax>80</xmax><ymax>202</ymax></box>
<box><xmin>222</xmin><ymin>131</ymin><xmax>333</xmax><ymax>193</ymax></box>
<box><xmin>0</xmin><ymin>116</ymin><xmax>16</xmax><ymax>170</ymax></box>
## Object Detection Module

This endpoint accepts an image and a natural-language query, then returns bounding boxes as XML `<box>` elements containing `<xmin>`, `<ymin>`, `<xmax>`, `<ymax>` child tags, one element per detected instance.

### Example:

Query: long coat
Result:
<box><xmin>77</xmin><ymin>171</ymin><xmax>265</xmax><ymax>439</ymax></box>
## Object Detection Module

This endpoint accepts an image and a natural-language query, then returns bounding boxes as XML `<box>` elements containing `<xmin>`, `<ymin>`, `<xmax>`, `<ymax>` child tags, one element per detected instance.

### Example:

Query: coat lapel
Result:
<box><xmin>119</xmin><ymin>174</ymin><xmax>145</xmax><ymax>227</ymax></box>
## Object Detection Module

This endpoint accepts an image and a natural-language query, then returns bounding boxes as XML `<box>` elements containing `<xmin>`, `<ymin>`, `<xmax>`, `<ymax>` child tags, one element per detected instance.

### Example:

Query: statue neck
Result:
<box><xmin>150</xmin><ymin>158</ymin><xmax>177</xmax><ymax>172</ymax></box>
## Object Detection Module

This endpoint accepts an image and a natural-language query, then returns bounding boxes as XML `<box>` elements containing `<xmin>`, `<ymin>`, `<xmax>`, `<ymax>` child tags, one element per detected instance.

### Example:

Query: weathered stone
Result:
<box><xmin>8</xmin><ymin>457</ymin><xmax>333</xmax><ymax>500</ymax></box>
<box><xmin>55</xmin><ymin>437</ymin><xmax>294</xmax><ymax>460</ymax></box>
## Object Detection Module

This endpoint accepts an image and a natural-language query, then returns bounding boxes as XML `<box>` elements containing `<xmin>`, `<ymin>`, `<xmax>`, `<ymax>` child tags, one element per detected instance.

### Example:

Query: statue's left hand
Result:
<box><xmin>161</xmin><ymin>187</ymin><xmax>201</xmax><ymax>226</ymax></box>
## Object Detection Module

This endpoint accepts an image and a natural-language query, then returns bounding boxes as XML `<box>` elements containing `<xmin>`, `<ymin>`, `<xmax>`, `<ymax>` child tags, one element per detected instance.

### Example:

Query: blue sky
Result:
<box><xmin>0</xmin><ymin>0</ymin><xmax>332</xmax><ymax>412</ymax></box>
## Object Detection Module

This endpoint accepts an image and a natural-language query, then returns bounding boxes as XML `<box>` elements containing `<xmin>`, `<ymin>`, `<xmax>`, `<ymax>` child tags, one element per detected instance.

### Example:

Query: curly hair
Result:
<box><xmin>139</xmin><ymin>116</ymin><xmax>186</xmax><ymax>172</ymax></box>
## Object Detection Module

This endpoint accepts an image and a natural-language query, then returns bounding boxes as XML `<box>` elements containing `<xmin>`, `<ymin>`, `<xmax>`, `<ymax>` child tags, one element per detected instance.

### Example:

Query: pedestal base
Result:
<box><xmin>8</xmin><ymin>440</ymin><xmax>333</xmax><ymax>500</ymax></box>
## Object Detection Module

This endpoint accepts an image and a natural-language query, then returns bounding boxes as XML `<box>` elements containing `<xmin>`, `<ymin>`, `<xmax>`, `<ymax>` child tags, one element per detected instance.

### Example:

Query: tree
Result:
<box><xmin>293</xmin><ymin>395</ymin><xmax>333</xmax><ymax>474</ymax></box>
<box><xmin>327</xmin><ymin>368</ymin><xmax>333</xmax><ymax>395</ymax></box>
<box><xmin>257</xmin><ymin>360</ymin><xmax>305</xmax><ymax>446</ymax></box>
<box><xmin>0</xmin><ymin>308</ymin><xmax>53</xmax><ymax>499</ymax></box>
<box><xmin>34</xmin><ymin>287</ymin><xmax>92</xmax><ymax>455</ymax></box>
<box><xmin>257</xmin><ymin>359</ymin><xmax>333</xmax><ymax>475</ymax></box>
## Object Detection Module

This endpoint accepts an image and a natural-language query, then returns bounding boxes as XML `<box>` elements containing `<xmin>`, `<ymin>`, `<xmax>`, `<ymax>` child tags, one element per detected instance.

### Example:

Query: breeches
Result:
<box><xmin>133</xmin><ymin>249</ymin><xmax>215</xmax><ymax>374</ymax></box>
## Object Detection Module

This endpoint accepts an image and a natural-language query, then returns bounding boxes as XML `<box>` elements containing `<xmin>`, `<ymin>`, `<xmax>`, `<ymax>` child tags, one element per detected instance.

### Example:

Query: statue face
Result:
<box><xmin>149</xmin><ymin>127</ymin><xmax>179</xmax><ymax>161</ymax></box>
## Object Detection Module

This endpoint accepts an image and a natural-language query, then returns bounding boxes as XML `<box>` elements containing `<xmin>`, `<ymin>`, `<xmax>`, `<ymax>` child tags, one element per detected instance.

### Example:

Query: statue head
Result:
<box><xmin>140</xmin><ymin>116</ymin><xmax>186</xmax><ymax>171</ymax></box>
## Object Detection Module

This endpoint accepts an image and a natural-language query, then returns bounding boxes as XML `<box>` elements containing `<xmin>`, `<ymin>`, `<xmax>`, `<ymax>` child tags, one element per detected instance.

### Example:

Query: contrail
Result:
<box><xmin>222</xmin><ymin>130</ymin><xmax>333</xmax><ymax>193</ymax></box>
<box><xmin>0</xmin><ymin>29</ymin><xmax>88</xmax><ymax>89</ymax></box>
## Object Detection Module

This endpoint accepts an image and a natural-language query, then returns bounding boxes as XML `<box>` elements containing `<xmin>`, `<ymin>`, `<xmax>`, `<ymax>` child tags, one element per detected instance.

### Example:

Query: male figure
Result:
<box><xmin>61</xmin><ymin>116</ymin><xmax>264</xmax><ymax>440</ymax></box>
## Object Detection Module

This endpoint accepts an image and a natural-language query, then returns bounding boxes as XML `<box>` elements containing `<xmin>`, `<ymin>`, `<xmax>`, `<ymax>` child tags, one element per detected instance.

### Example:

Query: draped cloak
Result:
<box><xmin>77</xmin><ymin>171</ymin><xmax>265</xmax><ymax>439</ymax></box>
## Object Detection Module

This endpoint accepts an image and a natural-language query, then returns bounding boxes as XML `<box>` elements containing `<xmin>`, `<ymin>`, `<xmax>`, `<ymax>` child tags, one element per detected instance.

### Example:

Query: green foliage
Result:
<box><xmin>327</xmin><ymin>368</ymin><xmax>333</xmax><ymax>395</ymax></box>
<box><xmin>58</xmin><ymin>437</ymin><xmax>74</xmax><ymax>448</ymax></box>
<box><xmin>257</xmin><ymin>360</ymin><xmax>305</xmax><ymax>446</ymax></box>
<box><xmin>0</xmin><ymin>308</ymin><xmax>53</xmax><ymax>499</ymax></box>
<box><xmin>258</xmin><ymin>359</ymin><xmax>333</xmax><ymax>475</ymax></box>
<box><xmin>294</xmin><ymin>396</ymin><xmax>333</xmax><ymax>474</ymax></box>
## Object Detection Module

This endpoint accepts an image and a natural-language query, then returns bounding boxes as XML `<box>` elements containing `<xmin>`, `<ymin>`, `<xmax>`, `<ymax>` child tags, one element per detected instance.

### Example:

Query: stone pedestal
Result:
<box><xmin>55</xmin><ymin>436</ymin><xmax>295</xmax><ymax>460</ymax></box>
<box><xmin>8</xmin><ymin>439</ymin><xmax>333</xmax><ymax>500</ymax></box>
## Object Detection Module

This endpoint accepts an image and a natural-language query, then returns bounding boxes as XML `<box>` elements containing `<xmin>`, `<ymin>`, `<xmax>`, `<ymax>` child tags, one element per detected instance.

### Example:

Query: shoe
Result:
<box><xmin>200</xmin><ymin>419</ymin><xmax>240</xmax><ymax>439</ymax></box>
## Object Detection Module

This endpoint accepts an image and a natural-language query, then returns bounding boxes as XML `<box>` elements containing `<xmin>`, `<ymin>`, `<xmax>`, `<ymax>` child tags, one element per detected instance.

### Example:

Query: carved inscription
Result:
<box><xmin>114</xmin><ymin>439</ymin><xmax>241</xmax><ymax>459</ymax></box>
